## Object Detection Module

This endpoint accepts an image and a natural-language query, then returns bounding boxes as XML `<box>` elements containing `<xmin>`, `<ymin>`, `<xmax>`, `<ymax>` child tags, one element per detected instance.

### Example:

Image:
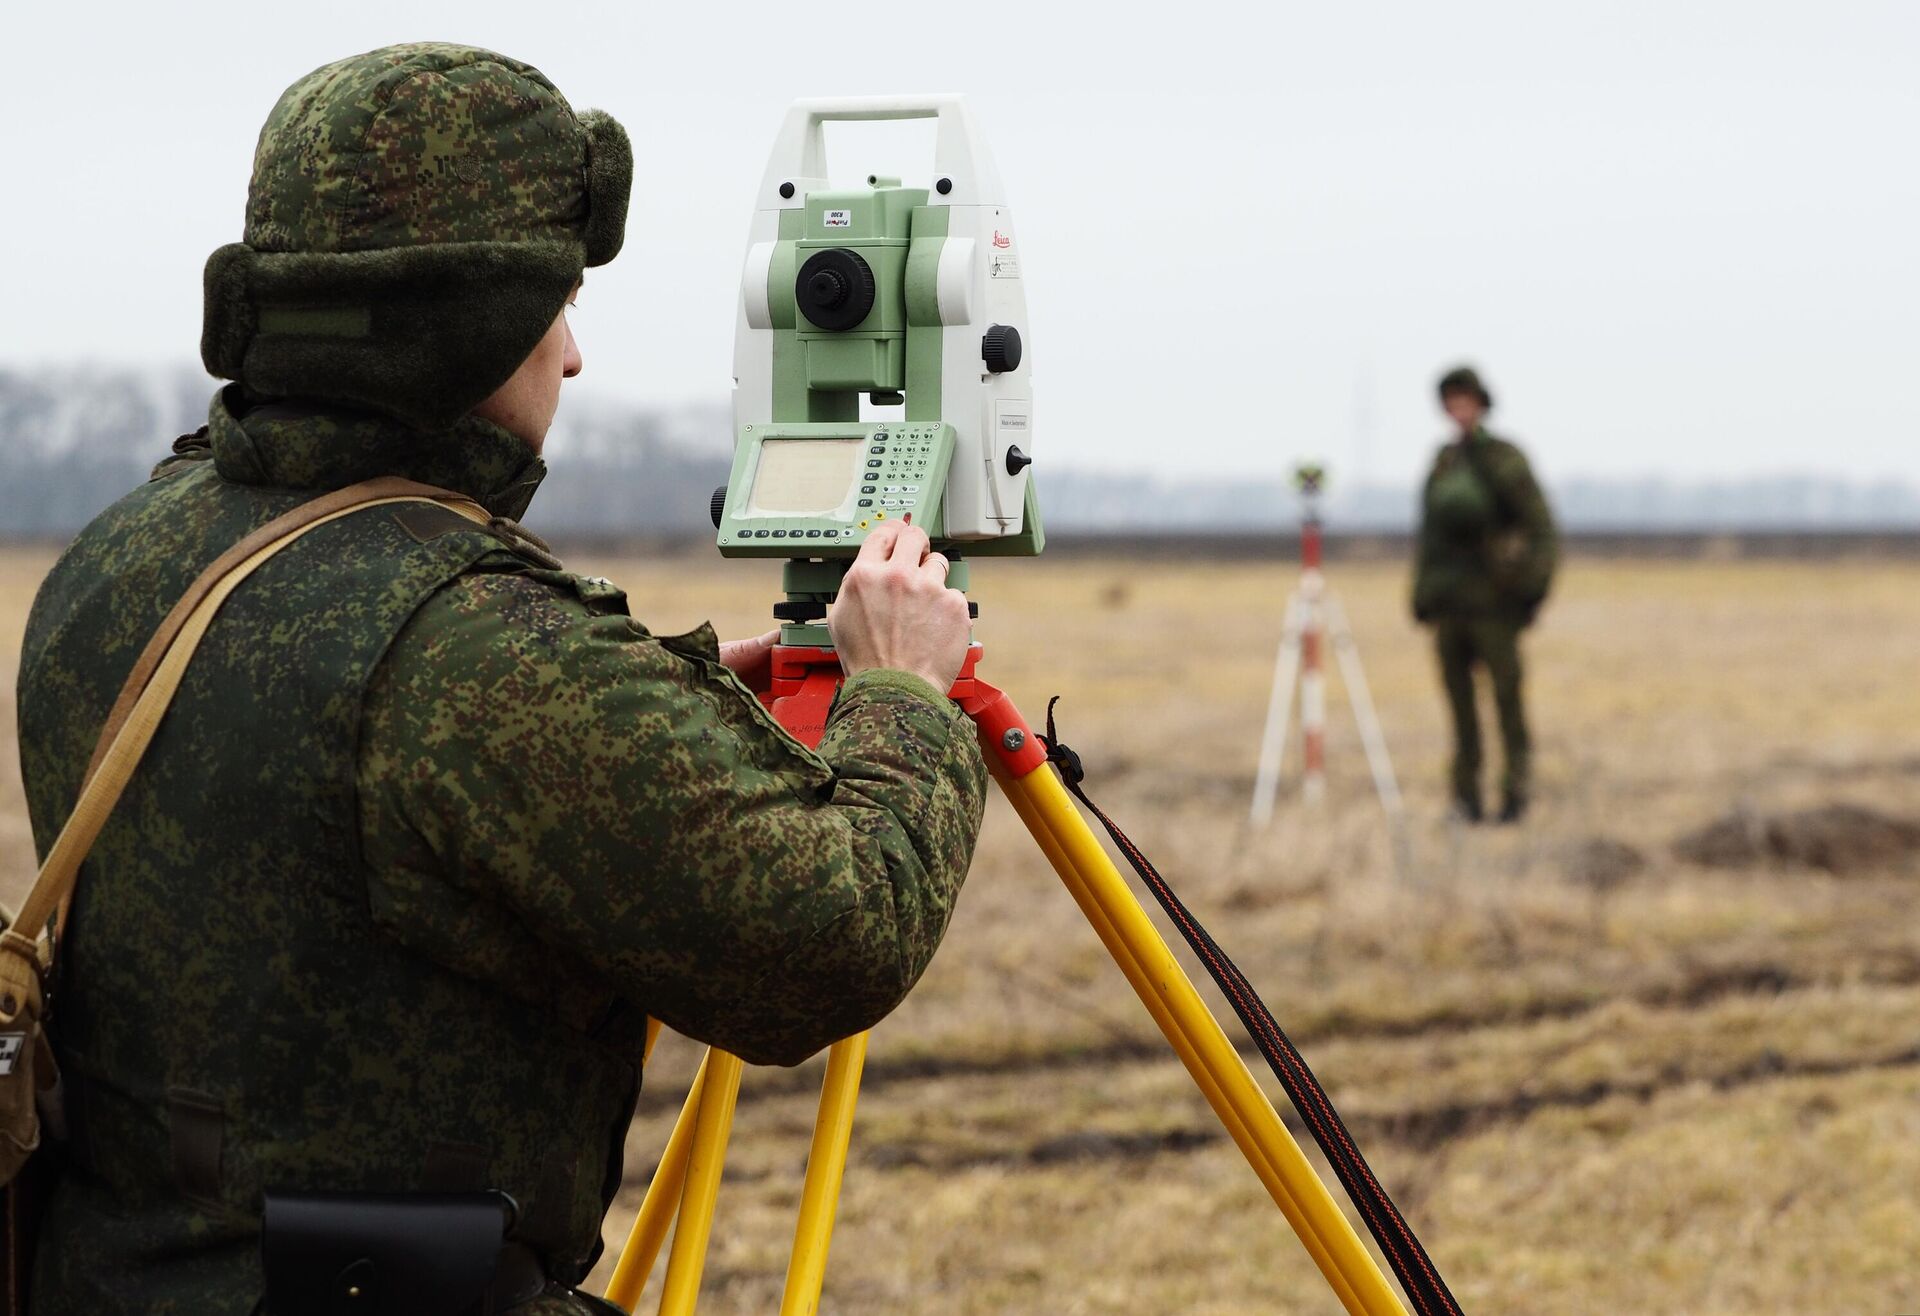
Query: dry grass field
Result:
<box><xmin>3</xmin><ymin>546</ymin><xmax>1917</xmax><ymax>1314</ymax></box>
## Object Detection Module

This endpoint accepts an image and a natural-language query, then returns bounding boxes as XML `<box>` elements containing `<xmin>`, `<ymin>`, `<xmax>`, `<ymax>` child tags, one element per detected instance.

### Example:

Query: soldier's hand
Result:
<box><xmin>829</xmin><ymin>520</ymin><xmax>971</xmax><ymax>696</ymax></box>
<box><xmin>719</xmin><ymin>628</ymin><xmax>780</xmax><ymax>694</ymax></box>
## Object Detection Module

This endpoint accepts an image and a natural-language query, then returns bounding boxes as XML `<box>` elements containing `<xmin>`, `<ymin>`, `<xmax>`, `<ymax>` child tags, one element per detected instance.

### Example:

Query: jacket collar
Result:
<box><xmin>206</xmin><ymin>385</ymin><xmax>547</xmax><ymax>520</ymax></box>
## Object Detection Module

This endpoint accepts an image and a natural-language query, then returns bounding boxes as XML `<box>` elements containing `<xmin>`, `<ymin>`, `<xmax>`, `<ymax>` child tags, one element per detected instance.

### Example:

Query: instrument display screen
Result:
<box><xmin>744</xmin><ymin>438</ymin><xmax>864</xmax><ymax>517</ymax></box>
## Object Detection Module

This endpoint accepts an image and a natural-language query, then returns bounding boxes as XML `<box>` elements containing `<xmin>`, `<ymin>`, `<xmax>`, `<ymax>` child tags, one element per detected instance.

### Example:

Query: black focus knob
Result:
<box><xmin>796</xmin><ymin>249</ymin><xmax>876</xmax><ymax>331</ymax></box>
<box><xmin>710</xmin><ymin>486</ymin><xmax>728</xmax><ymax>529</ymax></box>
<box><xmin>1005</xmin><ymin>446</ymin><xmax>1033</xmax><ymax>476</ymax></box>
<box><xmin>981</xmin><ymin>324</ymin><xmax>1023</xmax><ymax>373</ymax></box>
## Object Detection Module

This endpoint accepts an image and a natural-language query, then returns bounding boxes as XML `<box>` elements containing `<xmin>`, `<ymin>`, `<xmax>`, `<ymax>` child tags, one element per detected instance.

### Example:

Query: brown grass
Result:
<box><xmin>5</xmin><ymin>548</ymin><xmax>1919</xmax><ymax>1314</ymax></box>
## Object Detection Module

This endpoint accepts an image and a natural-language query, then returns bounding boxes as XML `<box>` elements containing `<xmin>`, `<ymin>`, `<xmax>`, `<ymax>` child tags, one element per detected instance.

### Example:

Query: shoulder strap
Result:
<box><xmin>6</xmin><ymin>477</ymin><xmax>490</xmax><ymax>963</ymax></box>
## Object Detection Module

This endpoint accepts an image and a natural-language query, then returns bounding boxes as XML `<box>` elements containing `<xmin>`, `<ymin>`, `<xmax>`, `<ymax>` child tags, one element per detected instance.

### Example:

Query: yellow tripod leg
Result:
<box><xmin>993</xmin><ymin>770</ymin><xmax>1370</xmax><ymax>1314</ymax></box>
<box><xmin>995</xmin><ymin>758</ymin><xmax>1409</xmax><ymax>1316</ymax></box>
<box><xmin>656</xmin><ymin>1050</ymin><xmax>746</xmax><ymax>1315</ymax></box>
<box><xmin>605</xmin><ymin>1050</ymin><xmax>712</xmax><ymax>1312</ymax></box>
<box><xmin>778</xmin><ymin>1033</ymin><xmax>871</xmax><ymax>1316</ymax></box>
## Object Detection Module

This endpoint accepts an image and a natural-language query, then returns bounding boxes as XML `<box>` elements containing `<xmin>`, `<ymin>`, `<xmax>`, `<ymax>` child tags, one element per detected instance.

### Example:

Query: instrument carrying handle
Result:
<box><xmin>757</xmin><ymin>94</ymin><xmax>1008</xmax><ymax>207</ymax></box>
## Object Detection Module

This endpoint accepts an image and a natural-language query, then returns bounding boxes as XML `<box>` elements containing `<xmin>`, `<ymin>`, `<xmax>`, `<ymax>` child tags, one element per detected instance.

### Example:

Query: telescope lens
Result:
<box><xmin>796</xmin><ymin>249</ymin><xmax>876</xmax><ymax>331</ymax></box>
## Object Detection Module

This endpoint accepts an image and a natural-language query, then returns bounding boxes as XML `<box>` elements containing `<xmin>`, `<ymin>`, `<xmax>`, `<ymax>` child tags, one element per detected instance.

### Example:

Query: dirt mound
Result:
<box><xmin>1674</xmin><ymin>803</ymin><xmax>1920</xmax><ymax>874</ymax></box>
<box><xmin>1564</xmin><ymin>837</ymin><xmax>1647</xmax><ymax>890</ymax></box>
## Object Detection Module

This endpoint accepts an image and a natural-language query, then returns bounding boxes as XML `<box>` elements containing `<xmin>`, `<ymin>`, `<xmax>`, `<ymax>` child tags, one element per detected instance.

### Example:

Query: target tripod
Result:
<box><xmin>1250</xmin><ymin>469</ymin><xmax>1405</xmax><ymax>836</ymax></box>
<box><xmin>600</xmin><ymin>640</ymin><xmax>1441</xmax><ymax>1316</ymax></box>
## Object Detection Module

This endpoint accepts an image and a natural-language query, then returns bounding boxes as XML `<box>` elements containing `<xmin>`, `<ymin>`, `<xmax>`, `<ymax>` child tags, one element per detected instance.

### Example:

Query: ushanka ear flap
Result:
<box><xmin>580</xmin><ymin>110</ymin><xmax>633</xmax><ymax>268</ymax></box>
<box><xmin>201</xmin><ymin>243</ymin><xmax>259</xmax><ymax>381</ymax></box>
<box><xmin>198</xmin><ymin>241</ymin><xmax>583</xmax><ymax>431</ymax></box>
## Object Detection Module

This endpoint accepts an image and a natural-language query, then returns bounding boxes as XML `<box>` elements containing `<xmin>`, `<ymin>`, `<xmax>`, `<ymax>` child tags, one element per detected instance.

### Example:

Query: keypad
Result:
<box><xmin>857</xmin><ymin>425</ymin><xmax>938</xmax><ymax>526</ymax></box>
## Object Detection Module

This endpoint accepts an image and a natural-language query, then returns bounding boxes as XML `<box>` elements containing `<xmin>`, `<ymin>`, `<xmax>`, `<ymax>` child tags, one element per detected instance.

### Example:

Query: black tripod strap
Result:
<box><xmin>1038</xmin><ymin>699</ymin><xmax>1463</xmax><ymax>1316</ymax></box>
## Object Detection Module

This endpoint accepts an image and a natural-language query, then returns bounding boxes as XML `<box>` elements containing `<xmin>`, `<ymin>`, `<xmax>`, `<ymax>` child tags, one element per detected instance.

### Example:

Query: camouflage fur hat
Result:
<box><xmin>1436</xmin><ymin>365</ymin><xmax>1493</xmax><ymax>410</ymax></box>
<box><xmin>202</xmin><ymin>43</ymin><xmax>631</xmax><ymax>430</ymax></box>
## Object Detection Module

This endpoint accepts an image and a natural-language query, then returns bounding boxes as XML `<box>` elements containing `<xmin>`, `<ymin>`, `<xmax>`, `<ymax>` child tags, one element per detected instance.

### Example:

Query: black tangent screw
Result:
<box><xmin>778</xmin><ymin>181</ymin><xmax>795</xmax><ymax>199</ymax></box>
<box><xmin>981</xmin><ymin>324</ymin><xmax>1023</xmax><ymax>374</ymax></box>
<box><xmin>1005</xmin><ymin>446</ymin><xmax>1033</xmax><ymax>476</ymax></box>
<box><xmin>936</xmin><ymin>177</ymin><xmax>953</xmax><ymax>195</ymax></box>
<box><xmin>773</xmin><ymin>600</ymin><xmax>828</xmax><ymax>623</ymax></box>
<box><xmin>709</xmin><ymin>486</ymin><xmax>727</xmax><ymax>529</ymax></box>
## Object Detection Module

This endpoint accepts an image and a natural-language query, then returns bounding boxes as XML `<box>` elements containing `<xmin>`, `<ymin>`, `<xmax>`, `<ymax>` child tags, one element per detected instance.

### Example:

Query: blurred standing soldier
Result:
<box><xmin>1411</xmin><ymin>366</ymin><xmax>1557</xmax><ymax>823</ymax></box>
<box><xmin>14</xmin><ymin>44</ymin><xmax>983</xmax><ymax>1314</ymax></box>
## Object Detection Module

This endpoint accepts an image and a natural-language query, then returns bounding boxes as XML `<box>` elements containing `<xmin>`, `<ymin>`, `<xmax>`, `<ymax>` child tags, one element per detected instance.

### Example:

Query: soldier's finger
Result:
<box><xmin>884</xmin><ymin>522</ymin><xmax>930</xmax><ymax>565</ymax></box>
<box><xmin>921</xmin><ymin>551</ymin><xmax>951</xmax><ymax>583</ymax></box>
<box><xmin>855</xmin><ymin>520</ymin><xmax>903</xmax><ymax>564</ymax></box>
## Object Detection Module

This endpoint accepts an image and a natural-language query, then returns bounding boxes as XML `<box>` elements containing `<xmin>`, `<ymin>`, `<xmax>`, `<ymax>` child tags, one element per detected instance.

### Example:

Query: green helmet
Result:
<box><xmin>1436</xmin><ymin>365</ymin><xmax>1493</xmax><ymax>411</ymax></box>
<box><xmin>202</xmin><ymin>43</ymin><xmax>631</xmax><ymax>430</ymax></box>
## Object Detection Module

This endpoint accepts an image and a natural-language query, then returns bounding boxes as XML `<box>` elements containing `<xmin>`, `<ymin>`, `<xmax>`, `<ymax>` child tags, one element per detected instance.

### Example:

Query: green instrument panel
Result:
<box><xmin>716</xmin><ymin>422</ymin><xmax>957</xmax><ymax>557</ymax></box>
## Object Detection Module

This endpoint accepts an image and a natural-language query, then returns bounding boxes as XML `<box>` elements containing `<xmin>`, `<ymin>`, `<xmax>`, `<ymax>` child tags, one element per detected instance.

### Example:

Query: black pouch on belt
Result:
<box><xmin>261</xmin><ymin>1191</ymin><xmax>533</xmax><ymax>1316</ymax></box>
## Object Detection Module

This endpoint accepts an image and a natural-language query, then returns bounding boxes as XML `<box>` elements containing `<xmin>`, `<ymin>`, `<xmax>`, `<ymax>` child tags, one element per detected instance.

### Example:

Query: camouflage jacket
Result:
<box><xmin>15</xmin><ymin>389</ymin><xmax>986</xmax><ymax>1313</ymax></box>
<box><xmin>1412</xmin><ymin>428</ymin><xmax>1558</xmax><ymax>624</ymax></box>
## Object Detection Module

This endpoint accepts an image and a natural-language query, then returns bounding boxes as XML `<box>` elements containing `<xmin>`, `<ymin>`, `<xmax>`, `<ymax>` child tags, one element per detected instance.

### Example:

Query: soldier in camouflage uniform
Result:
<box><xmin>1411</xmin><ymin>367</ymin><xmax>1557</xmax><ymax>823</ymax></box>
<box><xmin>15</xmin><ymin>44</ymin><xmax>984</xmax><ymax>1314</ymax></box>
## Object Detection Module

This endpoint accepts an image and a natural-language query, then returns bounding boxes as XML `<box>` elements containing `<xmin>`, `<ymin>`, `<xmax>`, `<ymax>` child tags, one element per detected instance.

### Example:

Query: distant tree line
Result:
<box><xmin>3</xmin><ymin>367</ymin><xmax>1916</xmax><ymax>539</ymax></box>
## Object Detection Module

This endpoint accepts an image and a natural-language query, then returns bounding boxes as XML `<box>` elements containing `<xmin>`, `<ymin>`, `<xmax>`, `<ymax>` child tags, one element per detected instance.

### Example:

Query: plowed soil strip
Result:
<box><xmin>634</xmin><ymin>954</ymin><xmax>1920</xmax><ymax>1115</ymax></box>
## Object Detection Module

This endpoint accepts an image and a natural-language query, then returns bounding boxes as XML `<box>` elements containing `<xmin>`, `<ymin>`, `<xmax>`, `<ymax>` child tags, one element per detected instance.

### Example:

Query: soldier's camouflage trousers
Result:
<box><xmin>1433</xmin><ymin>616</ymin><xmax>1529</xmax><ymax>809</ymax></box>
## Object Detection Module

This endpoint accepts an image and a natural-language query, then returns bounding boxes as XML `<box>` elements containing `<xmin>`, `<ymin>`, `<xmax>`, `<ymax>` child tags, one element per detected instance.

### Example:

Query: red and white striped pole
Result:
<box><xmin>1298</xmin><ymin>492</ymin><xmax>1327</xmax><ymax>805</ymax></box>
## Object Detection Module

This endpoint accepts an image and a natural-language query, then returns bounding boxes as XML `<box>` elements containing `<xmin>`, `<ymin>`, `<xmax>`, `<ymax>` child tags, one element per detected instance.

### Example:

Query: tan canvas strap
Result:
<box><xmin>83</xmin><ymin>477</ymin><xmax>487</xmax><ymax>783</ymax></box>
<box><xmin>8</xmin><ymin>479</ymin><xmax>489</xmax><ymax>961</ymax></box>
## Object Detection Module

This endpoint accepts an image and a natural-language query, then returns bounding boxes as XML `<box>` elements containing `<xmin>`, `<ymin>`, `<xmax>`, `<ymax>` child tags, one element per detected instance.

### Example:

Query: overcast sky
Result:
<box><xmin>4</xmin><ymin>0</ymin><xmax>1915</xmax><ymax>487</ymax></box>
